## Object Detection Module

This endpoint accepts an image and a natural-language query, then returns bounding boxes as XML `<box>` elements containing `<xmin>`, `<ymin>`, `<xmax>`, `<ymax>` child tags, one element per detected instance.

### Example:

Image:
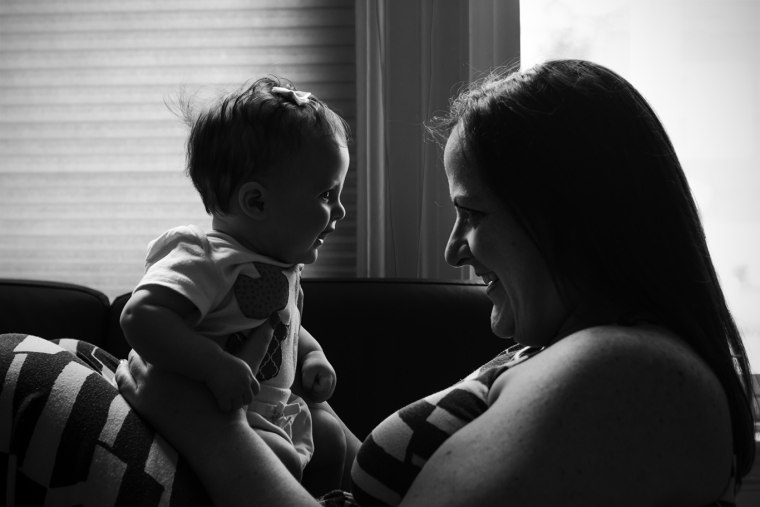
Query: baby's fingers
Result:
<box><xmin>114</xmin><ymin>359</ymin><xmax>134</xmax><ymax>393</ymax></box>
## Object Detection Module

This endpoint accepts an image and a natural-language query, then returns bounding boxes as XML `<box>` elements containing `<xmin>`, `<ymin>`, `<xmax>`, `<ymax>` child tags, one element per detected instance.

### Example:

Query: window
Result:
<box><xmin>521</xmin><ymin>0</ymin><xmax>760</xmax><ymax>371</ymax></box>
<box><xmin>354</xmin><ymin>0</ymin><xmax>519</xmax><ymax>279</ymax></box>
<box><xmin>0</xmin><ymin>0</ymin><xmax>357</xmax><ymax>300</ymax></box>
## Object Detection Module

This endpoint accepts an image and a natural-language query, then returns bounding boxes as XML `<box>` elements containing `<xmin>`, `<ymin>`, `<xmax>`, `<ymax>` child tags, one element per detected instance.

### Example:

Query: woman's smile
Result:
<box><xmin>481</xmin><ymin>273</ymin><xmax>500</xmax><ymax>293</ymax></box>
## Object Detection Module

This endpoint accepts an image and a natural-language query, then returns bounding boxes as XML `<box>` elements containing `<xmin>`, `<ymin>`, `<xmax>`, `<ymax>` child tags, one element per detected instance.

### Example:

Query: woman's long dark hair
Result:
<box><xmin>428</xmin><ymin>59</ymin><xmax>756</xmax><ymax>479</ymax></box>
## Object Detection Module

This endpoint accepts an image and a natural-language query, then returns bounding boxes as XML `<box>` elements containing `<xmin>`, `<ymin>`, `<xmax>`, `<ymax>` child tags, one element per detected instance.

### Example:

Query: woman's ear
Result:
<box><xmin>238</xmin><ymin>181</ymin><xmax>267</xmax><ymax>219</ymax></box>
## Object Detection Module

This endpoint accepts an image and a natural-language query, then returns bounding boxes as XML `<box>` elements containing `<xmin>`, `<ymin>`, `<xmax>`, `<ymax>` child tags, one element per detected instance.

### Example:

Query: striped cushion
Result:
<box><xmin>0</xmin><ymin>334</ymin><xmax>210</xmax><ymax>506</ymax></box>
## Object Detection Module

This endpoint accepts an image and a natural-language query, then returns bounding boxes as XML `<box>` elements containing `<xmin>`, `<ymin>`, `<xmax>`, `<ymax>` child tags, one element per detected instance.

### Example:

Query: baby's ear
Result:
<box><xmin>238</xmin><ymin>181</ymin><xmax>267</xmax><ymax>219</ymax></box>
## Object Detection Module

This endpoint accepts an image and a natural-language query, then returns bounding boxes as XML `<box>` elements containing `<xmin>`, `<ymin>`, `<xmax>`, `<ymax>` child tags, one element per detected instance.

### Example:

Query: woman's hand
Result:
<box><xmin>116</xmin><ymin>350</ymin><xmax>322</xmax><ymax>507</ymax></box>
<box><xmin>115</xmin><ymin>350</ymin><xmax>248</xmax><ymax>458</ymax></box>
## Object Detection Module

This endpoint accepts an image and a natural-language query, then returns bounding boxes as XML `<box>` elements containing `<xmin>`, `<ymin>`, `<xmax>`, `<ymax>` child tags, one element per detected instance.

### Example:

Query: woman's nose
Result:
<box><xmin>444</xmin><ymin>226</ymin><xmax>469</xmax><ymax>267</ymax></box>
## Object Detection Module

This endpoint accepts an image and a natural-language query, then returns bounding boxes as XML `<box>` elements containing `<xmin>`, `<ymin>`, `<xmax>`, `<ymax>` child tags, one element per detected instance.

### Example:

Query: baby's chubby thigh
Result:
<box><xmin>245</xmin><ymin>384</ymin><xmax>314</xmax><ymax>481</ymax></box>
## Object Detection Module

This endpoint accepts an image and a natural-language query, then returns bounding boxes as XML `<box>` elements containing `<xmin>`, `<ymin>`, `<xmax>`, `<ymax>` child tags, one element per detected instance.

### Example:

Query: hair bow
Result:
<box><xmin>271</xmin><ymin>86</ymin><xmax>312</xmax><ymax>106</ymax></box>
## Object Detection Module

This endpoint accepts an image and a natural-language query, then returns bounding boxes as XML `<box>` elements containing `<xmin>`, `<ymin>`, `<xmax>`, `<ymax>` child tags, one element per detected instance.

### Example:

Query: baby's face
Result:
<box><xmin>253</xmin><ymin>134</ymin><xmax>350</xmax><ymax>265</ymax></box>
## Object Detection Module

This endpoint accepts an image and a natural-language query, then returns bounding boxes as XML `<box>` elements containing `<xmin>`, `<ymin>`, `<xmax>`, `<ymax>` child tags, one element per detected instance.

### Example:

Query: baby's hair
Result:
<box><xmin>175</xmin><ymin>76</ymin><xmax>350</xmax><ymax>214</ymax></box>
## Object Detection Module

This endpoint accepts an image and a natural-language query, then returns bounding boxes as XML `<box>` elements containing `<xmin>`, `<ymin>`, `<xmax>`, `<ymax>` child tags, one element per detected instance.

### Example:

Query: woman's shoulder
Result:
<box><xmin>545</xmin><ymin>324</ymin><xmax>729</xmax><ymax>399</ymax></box>
<box><xmin>497</xmin><ymin>323</ymin><xmax>727</xmax><ymax>386</ymax></box>
<box><xmin>511</xmin><ymin>323</ymin><xmax>727</xmax><ymax>387</ymax></box>
<box><xmin>500</xmin><ymin>324</ymin><xmax>734</xmax><ymax>446</ymax></box>
<box><xmin>487</xmin><ymin>324</ymin><xmax>734</xmax><ymax>504</ymax></box>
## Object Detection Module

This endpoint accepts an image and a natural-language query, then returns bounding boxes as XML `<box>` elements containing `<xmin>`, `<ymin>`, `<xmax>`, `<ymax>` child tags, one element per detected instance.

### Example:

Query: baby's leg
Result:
<box><xmin>255</xmin><ymin>428</ymin><xmax>304</xmax><ymax>482</ymax></box>
<box><xmin>302</xmin><ymin>404</ymin><xmax>348</xmax><ymax>497</ymax></box>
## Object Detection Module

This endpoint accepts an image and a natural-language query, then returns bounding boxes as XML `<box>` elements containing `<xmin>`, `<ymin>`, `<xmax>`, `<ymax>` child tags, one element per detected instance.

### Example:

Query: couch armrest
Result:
<box><xmin>0</xmin><ymin>278</ymin><xmax>111</xmax><ymax>348</ymax></box>
<box><xmin>108</xmin><ymin>292</ymin><xmax>132</xmax><ymax>360</ymax></box>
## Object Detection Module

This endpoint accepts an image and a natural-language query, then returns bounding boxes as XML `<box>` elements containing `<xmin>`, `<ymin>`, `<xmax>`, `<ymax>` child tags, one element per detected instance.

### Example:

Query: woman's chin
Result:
<box><xmin>490</xmin><ymin>309</ymin><xmax>515</xmax><ymax>339</ymax></box>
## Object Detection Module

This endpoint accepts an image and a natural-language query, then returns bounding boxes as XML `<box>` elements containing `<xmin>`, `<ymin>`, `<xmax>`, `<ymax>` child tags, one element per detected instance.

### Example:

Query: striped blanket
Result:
<box><xmin>0</xmin><ymin>334</ymin><xmax>359</xmax><ymax>507</ymax></box>
<box><xmin>0</xmin><ymin>333</ymin><xmax>210</xmax><ymax>506</ymax></box>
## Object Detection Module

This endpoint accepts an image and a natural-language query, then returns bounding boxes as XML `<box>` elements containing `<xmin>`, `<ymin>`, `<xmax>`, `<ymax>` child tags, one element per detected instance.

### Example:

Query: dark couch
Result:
<box><xmin>4</xmin><ymin>278</ymin><xmax>760</xmax><ymax>505</ymax></box>
<box><xmin>0</xmin><ymin>277</ymin><xmax>508</xmax><ymax>439</ymax></box>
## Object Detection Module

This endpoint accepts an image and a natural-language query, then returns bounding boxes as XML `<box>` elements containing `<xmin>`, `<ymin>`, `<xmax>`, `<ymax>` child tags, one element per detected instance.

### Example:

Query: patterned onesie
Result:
<box><xmin>135</xmin><ymin>224</ymin><xmax>314</xmax><ymax>468</ymax></box>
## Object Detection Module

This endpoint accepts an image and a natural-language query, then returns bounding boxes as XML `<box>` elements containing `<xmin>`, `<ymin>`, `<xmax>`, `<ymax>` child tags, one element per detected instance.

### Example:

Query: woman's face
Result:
<box><xmin>443</xmin><ymin>124</ymin><xmax>567</xmax><ymax>346</ymax></box>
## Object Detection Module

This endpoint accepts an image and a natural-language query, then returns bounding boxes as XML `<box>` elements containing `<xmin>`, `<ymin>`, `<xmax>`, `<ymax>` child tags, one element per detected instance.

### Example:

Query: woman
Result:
<box><xmin>116</xmin><ymin>59</ymin><xmax>756</xmax><ymax>505</ymax></box>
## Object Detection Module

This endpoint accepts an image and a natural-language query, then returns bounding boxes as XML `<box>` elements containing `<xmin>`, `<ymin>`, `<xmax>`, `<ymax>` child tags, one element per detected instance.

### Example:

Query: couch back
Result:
<box><xmin>0</xmin><ymin>277</ymin><xmax>508</xmax><ymax>438</ymax></box>
<box><xmin>299</xmin><ymin>279</ymin><xmax>508</xmax><ymax>437</ymax></box>
<box><xmin>0</xmin><ymin>278</ymin><xmax>111</xmax><ymax>346</ymax></box>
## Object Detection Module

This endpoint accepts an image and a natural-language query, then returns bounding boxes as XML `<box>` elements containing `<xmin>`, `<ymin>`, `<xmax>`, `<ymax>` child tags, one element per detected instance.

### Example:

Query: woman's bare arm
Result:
<box><xmin>399</xmin><ymin>326</ymin><xmax>732</xmax><ymax>506</ymax></box>
<box><xmin>118</xmin><ymin>325</ymin><xmax>730</xmax><ymax>506</ymax></box>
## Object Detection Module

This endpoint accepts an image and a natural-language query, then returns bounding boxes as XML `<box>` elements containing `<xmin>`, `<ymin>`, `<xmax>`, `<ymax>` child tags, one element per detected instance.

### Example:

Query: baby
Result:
<box><xmin>120</xmin><ymin>77</ymin><xmax>350</xmax><ymax>487</ymax></box>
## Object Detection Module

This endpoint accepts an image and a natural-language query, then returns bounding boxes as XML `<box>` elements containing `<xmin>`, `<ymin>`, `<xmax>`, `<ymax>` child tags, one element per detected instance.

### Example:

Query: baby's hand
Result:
<box><xmin>300</xmin><ymin>351</ymin><xmax>336</xmax><ymax>403</ymax></box>
<box><xmin>206</xmin><ymin>354</ymin><xmax>259</xmax><ymax>411</ymax></box>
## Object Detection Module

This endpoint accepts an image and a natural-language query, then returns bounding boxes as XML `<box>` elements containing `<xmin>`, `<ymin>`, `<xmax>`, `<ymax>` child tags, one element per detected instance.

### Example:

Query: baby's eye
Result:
<box><xmin>320</xmin><ymin>190</ymin><xmax>333</xmax><ymax>201</ymax></box>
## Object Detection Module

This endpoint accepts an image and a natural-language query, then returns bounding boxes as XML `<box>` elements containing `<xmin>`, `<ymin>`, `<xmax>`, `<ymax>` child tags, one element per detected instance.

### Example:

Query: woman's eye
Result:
<box><xmin>457</xmin><ymin>206</ymin><xmax>478</xmax><ymax>218</ymax></box>
<box><xmin>456</xmin><ymin>206</ymin><xmax>484</xmax><ymax>225</ymax></box>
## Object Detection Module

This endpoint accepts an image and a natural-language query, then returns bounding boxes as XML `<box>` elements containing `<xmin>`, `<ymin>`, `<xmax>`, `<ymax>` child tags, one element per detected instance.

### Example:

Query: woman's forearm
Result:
<box><xmin>192</xmin><ymin>420</ymin><xmax>321</xmax><ymax>507</ymax></box>
<box><xmin>117</xmin><ymin>353</ymin><xmax>321</xmax><ymax>506</ymax></box>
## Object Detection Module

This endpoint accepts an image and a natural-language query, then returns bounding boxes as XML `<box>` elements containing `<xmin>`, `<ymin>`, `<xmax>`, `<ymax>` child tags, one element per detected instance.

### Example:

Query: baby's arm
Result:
<box><xmin>120</xmin><ymin>285</ymin><xmax>258</xmax><ymax>411</ymax></box>
<box><xmin>297</xmin><ymin>327</ymin><xmax>336</xmax><ymax>403</ymax></box>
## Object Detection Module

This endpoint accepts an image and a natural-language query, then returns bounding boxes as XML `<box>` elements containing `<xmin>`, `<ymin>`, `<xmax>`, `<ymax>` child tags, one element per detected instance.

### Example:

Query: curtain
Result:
<box><xmin>354</xmin><ymin>0</ymin><xmax>519</xmax><ymax>279</ymax></box>
<box><xmin>0</xmin><ymin>0</ymin><xmax>357</xmax><ymax>300</ymax></box>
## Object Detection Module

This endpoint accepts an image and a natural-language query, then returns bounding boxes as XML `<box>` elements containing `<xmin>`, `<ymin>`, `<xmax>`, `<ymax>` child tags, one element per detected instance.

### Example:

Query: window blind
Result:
<box><xmin>0</xmin><ymin>0</ymin><xmax>357</xmax><ymax>300</ymax></box>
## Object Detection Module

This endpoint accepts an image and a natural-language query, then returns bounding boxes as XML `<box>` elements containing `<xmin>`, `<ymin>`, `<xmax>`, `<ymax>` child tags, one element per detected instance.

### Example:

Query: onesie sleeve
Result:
<box><xmin>135</xmin><ymin>225</ymin><xmax>221</xmax><ymax>323</ymax></box>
